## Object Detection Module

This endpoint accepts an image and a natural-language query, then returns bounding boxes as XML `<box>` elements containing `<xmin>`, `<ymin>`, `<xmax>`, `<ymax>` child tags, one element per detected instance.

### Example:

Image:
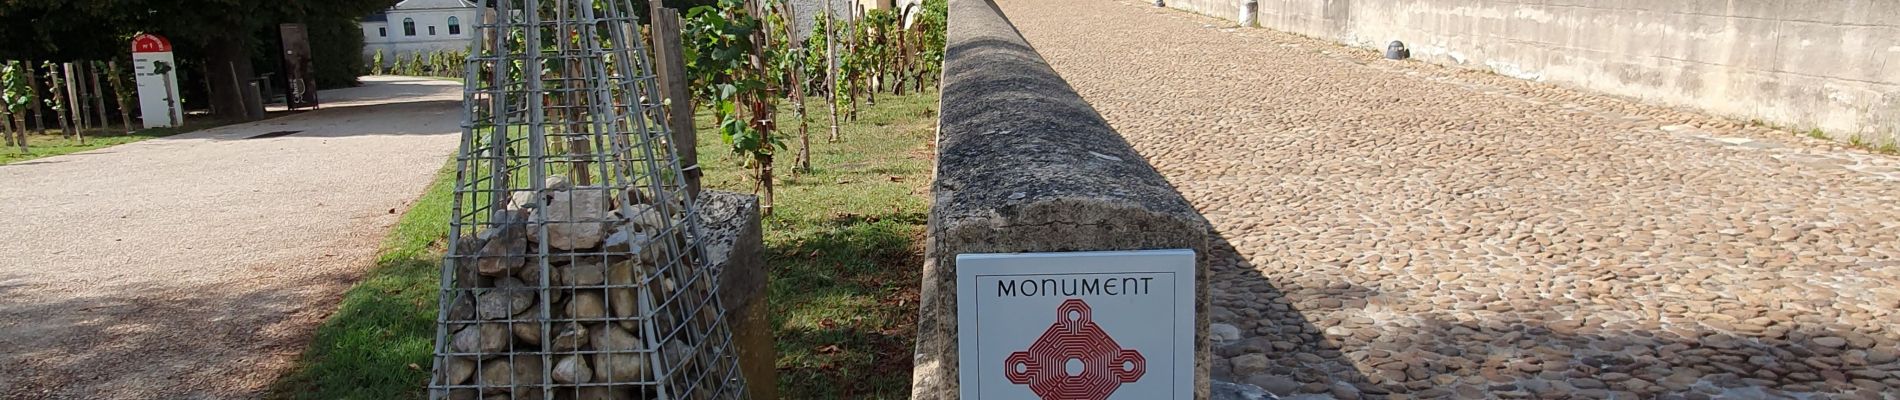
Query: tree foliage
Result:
<box><xmin>1</xmin><ymin>0</ymin><xmax>396</xmax><ymax>116</ymax></box>
<box><xmin>1</xmin><ymin>62</ymin><xmax>35</xmax><ymax>114</ymax></box>
<box><xmin>2</xmin><ymin>1</ymin><xmax>392</xmax><ymax>59</ymax></box>
<box><xmin>684</xmin><ymin>0</ymin><xmax>783</xmax><ymax>160</ymax></box>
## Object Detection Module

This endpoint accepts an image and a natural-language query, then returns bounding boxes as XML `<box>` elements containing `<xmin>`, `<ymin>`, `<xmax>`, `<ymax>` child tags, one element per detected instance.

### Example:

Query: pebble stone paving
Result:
<box><xmin>995</xmin><ymin>0</ymin><xmax>1900</xmax><ymax>398</ymax></box>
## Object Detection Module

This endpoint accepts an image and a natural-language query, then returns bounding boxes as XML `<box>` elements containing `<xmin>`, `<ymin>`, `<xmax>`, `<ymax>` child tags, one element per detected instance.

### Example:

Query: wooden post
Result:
<box><xmin>853</xmin><ymin>5</ymin><xmax>863</xmax><ymax>118</ymax></box>
<box><xmin>743</xmin><ymin>0</ymin><xmax>776</xmax><ymax>217</ymax></box>
<box><xmin>46</xmin><ymin>64</ymin><xmax>72</xmax><ymax>140</ymax></box>
<box><xmin>24</xmin><ymin>62</ymin><xmax>45</xmax><ymax>135</ymax></box>
<box><xmin>64</xmin><ymin>62</ymin><xmax>84</xmax><ymax>137</ymax></box>
<box><xmin>649</xmin><ymin>6</ymin><xmax>699</xmax><ymax>200</ymax></box>
<box><xmin>775</xmin><ymin>0</ymin><xmax>812</xmax><ymax>173</ymax></box>
<box><xmin>74</xmin><ymin>62</ymin><xmax>92</xmax><ymax>132</ymax></box>
<box><xmin>107</xmin><ymin>60</ymin><xmax>133</xmax><ymax>133</ymax></box>
<box><xmin>89</xmin><ymin>61</ymin><xmax>108</xmax><ymax>132</ymax></box>
<box><xmin>824</xmin><ymin>0</ymin><xmax>841</xmax><ymax>142</ymax></box>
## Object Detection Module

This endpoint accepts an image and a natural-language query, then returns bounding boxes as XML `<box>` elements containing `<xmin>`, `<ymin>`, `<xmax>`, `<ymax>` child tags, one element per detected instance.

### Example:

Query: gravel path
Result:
<box><xmin>996</xmin><ymin>1</ymin><xmax>1900</xmax><ymax>399</ymax></box>
<box><xmin>0</xmin><ymin>76</ymin><xmax>461</xmax><ymax>399</ymax></box>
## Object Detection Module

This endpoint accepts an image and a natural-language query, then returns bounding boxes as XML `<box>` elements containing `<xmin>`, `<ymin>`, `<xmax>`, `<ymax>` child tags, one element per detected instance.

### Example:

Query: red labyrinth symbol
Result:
<box><xmin>1004</xmin><ymin>299</ymin><xmax>1146</xmax><ymax>400</ymax></box>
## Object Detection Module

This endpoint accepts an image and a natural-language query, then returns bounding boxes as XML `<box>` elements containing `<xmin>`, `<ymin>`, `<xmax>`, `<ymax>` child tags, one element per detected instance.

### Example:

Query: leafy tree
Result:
<box><xmin>683</xmin><ymin>0</ymin><xmax>782</xmax><ymax>214</ymax></box>
<box><xmin>912</xmin><ymin>0</ymin><xmax>947</xmax><ymax>92</ymax></box>
<box><xmin>0</xmin><ymin>0</ymin><xmax>397</xmax><ymax>118</ymax></box>
<box><xmin>765</xmin><ymin>0</ymin><xmax>814</xmax><ymax>173</ymax></box>
<box><xmin>2</xmin><ymin>61</ymin><xmax>33</xmax><ymax>151</ymax></box>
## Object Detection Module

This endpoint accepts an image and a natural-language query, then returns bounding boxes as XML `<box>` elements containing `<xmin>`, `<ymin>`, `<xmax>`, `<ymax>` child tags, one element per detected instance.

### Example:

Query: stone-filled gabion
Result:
<box><xmin>429</xmin><ymin>0</ymin><xmax>744</xmax><ymax>399</ymax></box>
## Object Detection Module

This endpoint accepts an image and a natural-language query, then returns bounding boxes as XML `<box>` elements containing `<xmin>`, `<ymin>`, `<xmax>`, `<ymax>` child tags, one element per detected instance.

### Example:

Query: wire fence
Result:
<box><xmin>429</xmin><ymin>1</ymin><xmax>746</xmax><ymax>398</ymax></box>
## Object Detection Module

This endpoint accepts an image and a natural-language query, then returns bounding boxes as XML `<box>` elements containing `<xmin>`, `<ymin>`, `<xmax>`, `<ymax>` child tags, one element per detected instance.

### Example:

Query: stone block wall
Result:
<box><xmin>910</xmin><ymin>0</ymin><xmax>1214</xmax><ymax>398</ymax></box>
<box><xmin>1166</xmin><ymin>0</ymin><xmax>1900</xmax><ymax>144</ymax></box>
<box><xmin>697</xmin><ymin>191</ymin><xmax>777</xmax><ymax>400</ymax></box>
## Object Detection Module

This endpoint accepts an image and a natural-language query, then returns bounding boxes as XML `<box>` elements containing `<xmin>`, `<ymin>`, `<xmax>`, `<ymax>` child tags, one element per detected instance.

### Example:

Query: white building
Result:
<box><xmin>361</xmin><ymin>0</ymin><xmax>481</xmax><ymax>62</ymax></box>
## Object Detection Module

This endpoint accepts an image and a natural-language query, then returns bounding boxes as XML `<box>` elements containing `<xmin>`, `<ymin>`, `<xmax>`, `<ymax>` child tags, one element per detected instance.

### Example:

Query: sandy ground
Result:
<box><xmin>0</xmin><ymin>76</ymin><xmax>462</xmax><ymax>399</ymax></box>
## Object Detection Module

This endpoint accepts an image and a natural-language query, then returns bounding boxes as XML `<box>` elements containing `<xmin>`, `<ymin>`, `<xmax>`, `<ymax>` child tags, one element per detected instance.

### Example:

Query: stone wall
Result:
<box><xmin>785</xmin><ymin>0</ymin><xmax>860</xmax><ymax>42</ymax></box>
<box><xmin>910</xmin><ymin>0</ymin><xmax>1213</xmax><ymax>398</ymax></box>
<box><xmin>1164</xmin><ymin>0</ymin><xmax>1900</xmax><ymax>144</ymax></box>
<box><xmin>697</xmin><ymin>191</ymin><xmax>777</xmax><ymax>400</ymax></box>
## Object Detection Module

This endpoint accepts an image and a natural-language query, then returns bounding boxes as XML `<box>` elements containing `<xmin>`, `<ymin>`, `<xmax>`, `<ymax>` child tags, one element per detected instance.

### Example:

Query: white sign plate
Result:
<box><xmin>130</xmin><ymin>34</ymin><xmax>183</xmax><ymax>128</ymax></box>
<box><xmin>957</xmin><ymin>249</ymin><xmax>1195</xmax><ymax>400</ymax></box>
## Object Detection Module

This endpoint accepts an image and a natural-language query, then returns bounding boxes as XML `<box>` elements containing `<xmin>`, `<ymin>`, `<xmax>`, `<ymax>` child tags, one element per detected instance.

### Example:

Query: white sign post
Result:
<box><xmin>957</xmin><ymin>249</ymin><xmax>1196</xmax><ymax>400</ymax></box>
<box><xmin>131</xmin><ymin>34</ymin><xmax>183</xmax><ymax>128</ymax></box>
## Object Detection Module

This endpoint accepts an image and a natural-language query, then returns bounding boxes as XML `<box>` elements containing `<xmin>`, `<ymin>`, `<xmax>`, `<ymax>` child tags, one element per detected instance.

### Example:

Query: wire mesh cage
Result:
<box><xmin>430</xmin><ymin>0</ymin><xmax>746</xmax><ymax>399</ymax></box>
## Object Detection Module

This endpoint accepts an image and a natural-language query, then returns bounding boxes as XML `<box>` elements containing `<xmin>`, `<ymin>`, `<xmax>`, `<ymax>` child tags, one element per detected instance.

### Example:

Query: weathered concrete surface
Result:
<box><xmin>1001</xmin><ymin>0</ymin><xmax>1900</xmax><ymax>397</ymax></box>
<box><xmin>910</xmin><ymin>0</ymin><xmax>1213</xmax><ymax>398</ymax></box>
<box><xmin>697</xmin><ymin>190</ymin><xmax>776</xmax><ymax>400</ymax></box>
<box><xmin>1165</xmin><ymin>0</ymin><xmax>1900</xmax><ymax>146</ymax></box>
<box><xmin>0</xmin><ymin>76</ymin><xmax>461</xmax><ymax>399</ymax></box>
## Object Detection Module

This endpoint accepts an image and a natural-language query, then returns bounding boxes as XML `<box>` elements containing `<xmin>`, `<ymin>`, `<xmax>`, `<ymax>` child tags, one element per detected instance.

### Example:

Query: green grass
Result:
<box><xmin>697</xmin><ymin>93</ymin><xmax>937</xmax><ymax>398</ymax></box>
<box><xmin>0</xmin><ymin>123</ymin><xmax>216</xmax><ymax>165</ymax></box>
<box><xmin>1807</xmin><ymin>128</ymin><xmax>1830</xmax><ymax>140</ymax></box>
<box><xmin>265</xmin><ymin>91</ymin><xmax>939</xmax><ymax>399</ymax></box>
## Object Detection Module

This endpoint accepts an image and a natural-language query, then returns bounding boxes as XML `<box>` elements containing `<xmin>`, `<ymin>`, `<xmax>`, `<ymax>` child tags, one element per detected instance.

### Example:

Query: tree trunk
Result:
<box><xmin>107</xmin><ymin>60</ymin><xmax>134</xmax><ymax>133</ymax></box>
<box><xmin>89</xmin><ymin>61</ymin><xmax>109</xmax><ymax>132</ymax></box>
<box><xmin>2</xmin><ymin>108</ymin><xmax>13</xmax><ymax>147</ymax></box>
<box><xmin>10</xmin><ymin>113</ymin><xmax>24</xmax><ymax>153</ymax></box>
<box><xmin>205</xmin><ymin>36</ymin><xmax>263</xmax><ymax>121</ymax></box>
<box><xmin>24</xmin><ymin>63</ymin><xmax>45</xmax><ymax>134</ymax></box>
<box><xmin>892</xmin><ymin>29</ymin><xmax>908</xmax><ymax>96</ymax></box>
<box><xmin>893</xmin><ymin>5</ymin><xmax>913</xmax><ymax>96</ymax></box>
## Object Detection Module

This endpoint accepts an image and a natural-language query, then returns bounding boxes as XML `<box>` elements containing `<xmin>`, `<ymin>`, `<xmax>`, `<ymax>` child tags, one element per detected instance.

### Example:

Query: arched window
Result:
<box><xmin>448</xmin><ymin>16</ymin><xmax>462</xmax><ymax>35</ymax></box>
<box><xmin>403</xmin><ymin>18</ymin><xmax>417</xmax><ymax>36</ymax></box>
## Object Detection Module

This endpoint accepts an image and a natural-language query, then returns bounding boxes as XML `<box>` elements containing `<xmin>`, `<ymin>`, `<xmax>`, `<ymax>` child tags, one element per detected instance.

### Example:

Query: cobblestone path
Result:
<box><xmin>997</xmin><ymin>0</ymin><xmax>1900</xmax><ymax>398</ymax></box>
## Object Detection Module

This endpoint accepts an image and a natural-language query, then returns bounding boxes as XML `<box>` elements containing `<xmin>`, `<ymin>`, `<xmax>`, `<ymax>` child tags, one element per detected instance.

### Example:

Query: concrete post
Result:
<box><xmin>697</xmin><ymin>191</ymin><xmax>778</xmax><ymax>400</ymax></box>
<box><xmin>1239</xmin><ymin>0</ymin><xmax>1258</xmax><ymax>27</ymax></box>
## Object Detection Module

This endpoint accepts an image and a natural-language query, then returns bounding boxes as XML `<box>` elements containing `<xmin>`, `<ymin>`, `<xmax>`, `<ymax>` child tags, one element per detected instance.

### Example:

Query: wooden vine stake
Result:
<box><xmin>744</xmin><ymin>0</ymin><xmax>777</xmax><ymax>216</ymax></box>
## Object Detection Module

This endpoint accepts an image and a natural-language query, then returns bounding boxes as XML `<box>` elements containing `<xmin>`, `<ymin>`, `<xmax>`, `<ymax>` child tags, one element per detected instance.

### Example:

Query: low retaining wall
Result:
<box><xmin>910</xmin><ymin>0</ymin><xmax>1213</xmax><ymax>398</ymax></box>
<box><xmin>1163</xmin><ymin>0</ymin><xmax>1900</xmax><ymax>145</ymax></box>
<box><xmin>698</xmin><ymin>190</ymin><xmax>777</xmax><ymax>400</ymax></box>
